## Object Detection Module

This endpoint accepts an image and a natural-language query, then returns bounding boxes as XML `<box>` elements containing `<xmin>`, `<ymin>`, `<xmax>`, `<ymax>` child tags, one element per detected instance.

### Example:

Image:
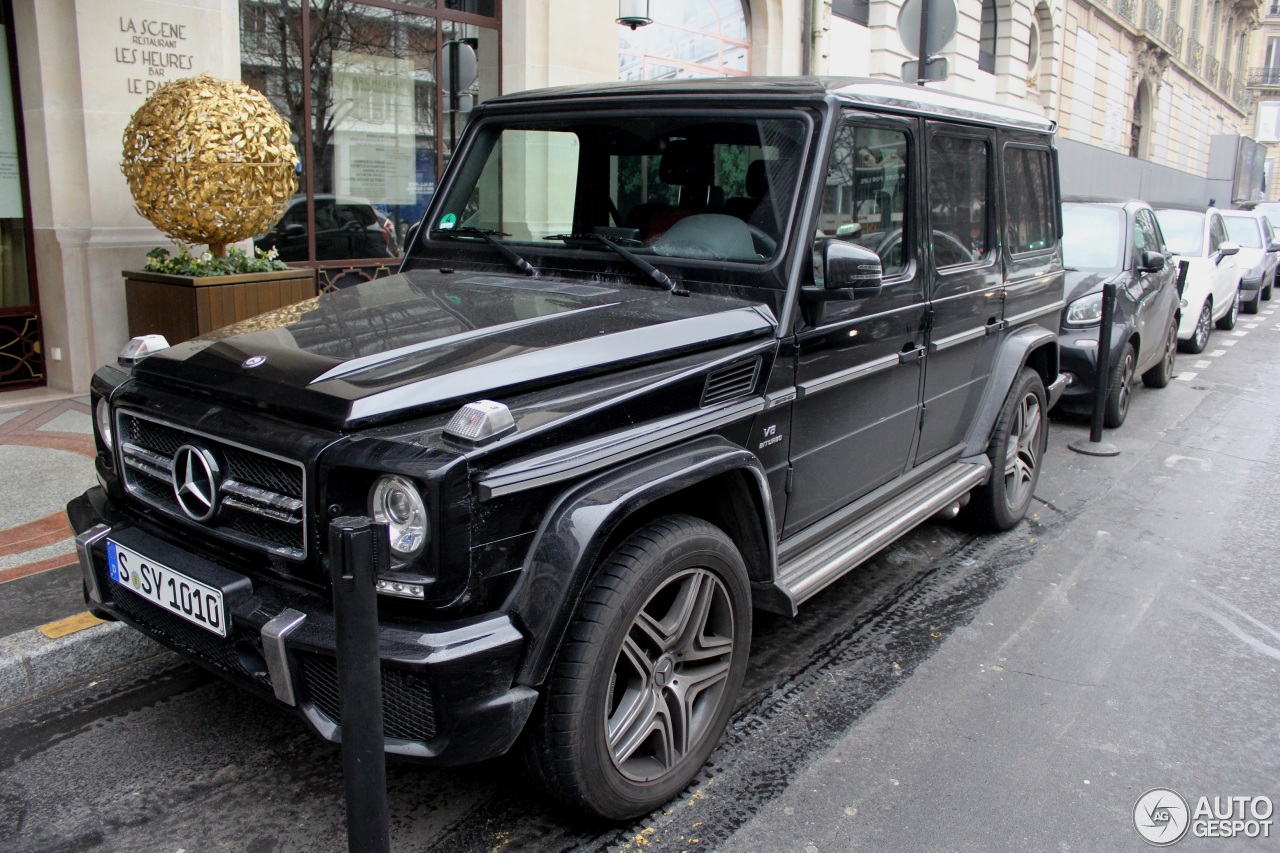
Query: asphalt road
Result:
<box><xmin>2</xmin><ymin>307</ymin><xmax>1279</xmax><ymax>852</ymax></box>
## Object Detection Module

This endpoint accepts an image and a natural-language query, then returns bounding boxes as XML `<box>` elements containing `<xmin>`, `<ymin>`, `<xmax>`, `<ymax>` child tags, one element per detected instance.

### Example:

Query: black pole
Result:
<box><xmin>917</xmin><ymin>0</ymin><xmax>931</xmax><ymax>85</ymax></box>
<box><xmin>1070</xmin><ymin>283</ymin><xmax>1121</xmax><ymax>456</ymax></box>
<box><xmin>1088</xmin><ymin>282</ymin><xmax>1117</xmax><ymax>443</ymax></box>
<box><xmin>329</xmin><ymin>516</ymin><xmax>391</xmax><ymax>853</ymax></box>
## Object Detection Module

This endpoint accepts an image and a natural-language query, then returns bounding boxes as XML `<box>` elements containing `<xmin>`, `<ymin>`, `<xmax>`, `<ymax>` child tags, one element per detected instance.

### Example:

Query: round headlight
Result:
<box><xmin>95</xmin><ymin>398</ymin><xmax>113</xmax><ymax>450</ymax></box>
<box><xmin>370</xmin><ymin>475</ymin><xmax>428</xmax><ymax>561</ymax></box>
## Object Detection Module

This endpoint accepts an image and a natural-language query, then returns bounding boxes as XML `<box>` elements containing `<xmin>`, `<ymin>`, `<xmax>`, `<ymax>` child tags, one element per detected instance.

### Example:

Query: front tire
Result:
<box><xmin>1179</xmin><ymin>300</ymin><xmax>1211</xmax><ymax>354</ymax></box>
<box><xmin>1142</xmin><ymin>320</ymin><xmax>1177</xmax><ymax>389</ymax></box>
<box><xmin>1104</xmin><ymin>342</ymin><xmax>1136</xmax><ymax>428</ymax></box>
<box><xmin>1216</xmin><ymin>287</ymin><xmax>1240</xmax><ymax>330</ymax></box>
<box><xmin>970</xmin><ymin>367</ymin><xmax>1047</xmax><ymax>531</ymax></box>
<box><xmin>523</xmin><ymin>515</ymin><xmax>751</xmax><ymax>821</ymax></box>
<box><xmin>1263</xmin><ymin>275</ymin><xmax>1273</xmax><ymax>301</ymax></box>
<box><xmin>1244</xmin><ymin>288</ymin><xmax>1261</xmax><ymax>314</ymax></box>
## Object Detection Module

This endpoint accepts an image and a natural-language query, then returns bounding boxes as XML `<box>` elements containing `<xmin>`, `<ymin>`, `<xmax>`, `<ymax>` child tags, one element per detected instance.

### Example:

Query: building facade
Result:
<box><xmin>0</xmin><ymin>0</ymin><xmax>1263</xmax><ymax>397</ymax></box>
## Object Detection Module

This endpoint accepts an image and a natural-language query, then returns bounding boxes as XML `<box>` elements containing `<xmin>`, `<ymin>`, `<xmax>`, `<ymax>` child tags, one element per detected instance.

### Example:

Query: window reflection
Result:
<box><xmin>239</xmin><ymin>0</ymin><xmax>498</xmax><ymax>266</ymax></box>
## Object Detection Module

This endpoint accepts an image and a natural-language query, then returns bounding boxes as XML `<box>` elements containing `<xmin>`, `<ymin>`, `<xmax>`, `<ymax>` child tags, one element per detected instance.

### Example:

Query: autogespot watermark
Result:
<box><xmin>1133</xmin><ymin>788</ymin><xmax>1274</xmax><ymax>845</ymax></box>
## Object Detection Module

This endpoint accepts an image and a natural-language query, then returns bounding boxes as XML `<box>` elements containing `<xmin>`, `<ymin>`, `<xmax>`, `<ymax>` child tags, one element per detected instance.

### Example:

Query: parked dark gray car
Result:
<box><xmin>1056</xmin><ymin>198</ymin><xmax>1180</xmax><ymax>427</ymax></box>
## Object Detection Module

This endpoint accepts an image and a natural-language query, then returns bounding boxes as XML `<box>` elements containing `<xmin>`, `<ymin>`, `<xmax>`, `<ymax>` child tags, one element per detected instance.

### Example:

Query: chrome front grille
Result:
<box><xmin>117</xmin><ymin>410</ymin><xmax>308</xmax><ymax>559</ymax></box>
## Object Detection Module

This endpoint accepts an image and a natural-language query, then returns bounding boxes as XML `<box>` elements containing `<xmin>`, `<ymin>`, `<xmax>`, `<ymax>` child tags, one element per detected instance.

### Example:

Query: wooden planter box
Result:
<box><xmin>124</xmin><ymin>267</ymin><xmax>317</xmax><ymax>344</ymax></box>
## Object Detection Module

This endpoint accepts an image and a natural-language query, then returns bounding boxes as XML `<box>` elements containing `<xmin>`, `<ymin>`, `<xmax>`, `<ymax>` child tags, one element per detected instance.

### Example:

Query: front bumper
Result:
<box><xmin>68</xmin><ymin>489</ymin><xmax>536</xmax><ymax>766</ymax></box>
<box><xmin>1241</xmin><ymin>276</ymin><xmax>1263</xmax><ymax>300</ymax></box>
<box><xmin>1053</xmin><ymin>328</ymin><xmax>1121</xmax><ymax>411</ymax></box>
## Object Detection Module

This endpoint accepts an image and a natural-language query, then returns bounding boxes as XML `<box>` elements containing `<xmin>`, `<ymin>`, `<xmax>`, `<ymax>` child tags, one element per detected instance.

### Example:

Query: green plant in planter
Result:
<box><xmin>144</xmin><ymin>245</ymin><xmax>289</xmax><ymax>277</ymax></box>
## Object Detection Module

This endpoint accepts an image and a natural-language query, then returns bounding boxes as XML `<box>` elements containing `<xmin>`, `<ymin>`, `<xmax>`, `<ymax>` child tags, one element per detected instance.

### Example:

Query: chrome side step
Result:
<box><xmin>768</xmin><ymin>461</ymin><xmax>989</xmax><ymax>613</ymax></box>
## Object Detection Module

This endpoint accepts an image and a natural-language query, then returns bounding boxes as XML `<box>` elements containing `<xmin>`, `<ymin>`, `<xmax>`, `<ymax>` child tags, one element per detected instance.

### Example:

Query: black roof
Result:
<box><xmin>485</xmin><ymin>76</ymin><xmax>1056</xmax><ymax>134</ymax></box>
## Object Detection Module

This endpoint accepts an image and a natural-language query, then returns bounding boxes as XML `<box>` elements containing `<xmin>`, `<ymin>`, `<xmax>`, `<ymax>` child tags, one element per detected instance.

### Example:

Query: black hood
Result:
<box><xmin>132</xmin><ymin>269</ymin><xmax>775</xmax><ymax>429</ymax></box>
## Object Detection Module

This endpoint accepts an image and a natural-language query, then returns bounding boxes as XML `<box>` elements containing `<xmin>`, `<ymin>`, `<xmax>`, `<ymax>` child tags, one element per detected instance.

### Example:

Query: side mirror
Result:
<box><xmin>403</xmin><ymin>220</ymin><xmax>422</xmax><ymax>252</ymax></box>
<box><xmin>283</xmin><ymin>223</ymin><xmax>306</xmax><ymax>238</ymax></box>
<box><xmin>1139</xmin><ymin>251</ymin><xmax>1166</xmax><ymax>272</ymax></box>
<box><xmin>1218</xmin><ymin>241</ymin><xmax>1240</xmax><ymax>257</ymax></box>
<box><xmin>803</xmin><ymin>240</ymin><xmax>884</xmax><ymax>302</ymax></box>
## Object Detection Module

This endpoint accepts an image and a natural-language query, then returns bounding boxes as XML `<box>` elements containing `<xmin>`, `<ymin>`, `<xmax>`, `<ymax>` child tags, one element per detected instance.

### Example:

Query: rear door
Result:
<box><xmin>915</xmin><ymin>124</ymin><xmax>1002</xmax><ymax>463</ymax></box>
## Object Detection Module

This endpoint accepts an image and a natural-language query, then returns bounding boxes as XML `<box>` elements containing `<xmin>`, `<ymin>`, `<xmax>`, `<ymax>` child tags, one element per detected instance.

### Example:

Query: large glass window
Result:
<box><xmin>618</xmin><ymin>0</ymin><xmax>749</xmax><ymax>81</ymax></box>
<box><xmin>1154</xmin><ymin>209</ymin><xmax>1206</xmax><ymax>255</ymax></box>
<box><xmin>239</xmin><ymin>0</ymin><xmax>499</xmax><ymax>273</ymax></box>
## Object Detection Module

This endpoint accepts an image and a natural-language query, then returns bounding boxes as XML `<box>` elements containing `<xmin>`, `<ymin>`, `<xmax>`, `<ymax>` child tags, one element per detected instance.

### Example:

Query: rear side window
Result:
<box><xmin>929</xmin><ymin>134</ymin><xmax>989</xmax><ymax>267</ymax></box>
<box><xmin>1004</xmin><ymin>146</ymin><xmax>1056</xmax><ymax>254</ymax></box>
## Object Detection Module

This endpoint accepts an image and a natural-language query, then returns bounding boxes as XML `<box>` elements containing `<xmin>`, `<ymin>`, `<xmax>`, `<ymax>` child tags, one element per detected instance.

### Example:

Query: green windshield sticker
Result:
<box><xmin>439</xmin><ymin>213</ymin><xmax>457</xmax><ymax>230</ymax></box>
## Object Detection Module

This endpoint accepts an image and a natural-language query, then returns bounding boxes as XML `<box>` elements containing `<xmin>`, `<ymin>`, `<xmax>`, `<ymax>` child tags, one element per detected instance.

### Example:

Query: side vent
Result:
<box><xmin>702</xmin><ymin>357</ymin><xmax>762</xmax><ymax>407</ymax></box>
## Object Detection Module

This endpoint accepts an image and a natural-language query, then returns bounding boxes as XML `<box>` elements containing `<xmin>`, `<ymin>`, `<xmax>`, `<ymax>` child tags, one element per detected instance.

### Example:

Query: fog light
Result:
<box><xmin>376</xmin><ymin>578</ymin><xmax>425</xmax><ymax>600</ymax></box>
<box><xmin>1074</xmin><ymin>339</ymin><xmax>1098</xmax><ymax>347</ymax></box>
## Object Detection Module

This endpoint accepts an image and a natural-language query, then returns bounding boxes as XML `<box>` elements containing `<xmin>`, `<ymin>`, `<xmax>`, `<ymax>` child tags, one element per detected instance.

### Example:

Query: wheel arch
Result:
<box><xmin>963</xmin><ymin>326</ymin><xmax>1058</xmax><ymax>459</ymax></box>
<box><xmin>504</xmin><ymin>435</ymin><xmax>775</xmax><ymax>687</ymax></box>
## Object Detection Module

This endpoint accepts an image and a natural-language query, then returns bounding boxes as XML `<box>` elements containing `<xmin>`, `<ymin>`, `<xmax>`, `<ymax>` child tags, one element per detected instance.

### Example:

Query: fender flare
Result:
<box><xmin>962</xmin><ymin>325</ymin><xmax>1059</xmax><ymax>459</ymax></box>
<box><xmin>504</xmin><ymin>435</ymin><xmax>775</xmax><ymax>687</ymax></box>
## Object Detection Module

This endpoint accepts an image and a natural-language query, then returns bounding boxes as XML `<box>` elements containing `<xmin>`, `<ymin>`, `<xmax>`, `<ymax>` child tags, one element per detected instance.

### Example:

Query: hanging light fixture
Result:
<box><xmin>617</xmin><ymin>0</ymin><xmax>652</xmax><ymax>29</ymax></box>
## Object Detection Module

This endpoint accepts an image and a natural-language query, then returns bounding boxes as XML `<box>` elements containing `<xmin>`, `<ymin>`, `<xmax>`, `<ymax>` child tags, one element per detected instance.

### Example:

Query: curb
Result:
<box><xmin>0</xmin><ymin>620</ymin><xmax>167</xmax><ymax>711</ymax></box>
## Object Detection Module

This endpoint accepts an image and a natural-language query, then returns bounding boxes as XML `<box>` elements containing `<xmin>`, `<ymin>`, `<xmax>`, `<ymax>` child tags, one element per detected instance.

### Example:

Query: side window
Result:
<box><xmin>816</xmin><ymin>122</ymin><xmax>910</xmax><ymax>277</ymax></box>
<box><xmin>1209</xmin><ymin>216</ymin><xmax>1225</xmax><ymax>253</ymax></box>
<box><xmin>1004</xmin><ymin>146</ymin><xmax>1057</xmax><ymax>254</ymax></box>
<box><xmin>1134</xmin><ymin>210</ymin><xmax>1159</xmax><ymax>260</ymax></box>
<box><xmin>928</xmin><ymin>134</ymin><xmax>989</xmax><ymax>268</ymax></box>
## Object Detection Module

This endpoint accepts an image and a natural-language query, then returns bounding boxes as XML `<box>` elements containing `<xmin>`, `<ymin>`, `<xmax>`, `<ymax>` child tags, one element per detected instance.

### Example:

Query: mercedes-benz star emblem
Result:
<box><xmin>171</xmin><ymin>444</ymin><xmax>221</xmax><ymax>522</ymax></box>
<box><xmin>242</xmin><ymin>355</ymin><xmax>267</xmax><ymax>369</ymax></box>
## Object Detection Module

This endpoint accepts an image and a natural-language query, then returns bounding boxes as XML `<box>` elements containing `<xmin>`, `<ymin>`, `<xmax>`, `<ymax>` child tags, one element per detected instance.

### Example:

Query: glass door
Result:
<box><xmin>0</xmin><ymin>0</ymin><xmax>39</xmax><ymax>390</ymax></box>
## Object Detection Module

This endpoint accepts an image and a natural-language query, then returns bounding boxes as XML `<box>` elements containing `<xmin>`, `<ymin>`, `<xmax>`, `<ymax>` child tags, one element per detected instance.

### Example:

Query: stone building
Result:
<box><xmin>0</xmin><ymin>0</ymin><xmax>1263</xmax><ymax>398</ymax></box>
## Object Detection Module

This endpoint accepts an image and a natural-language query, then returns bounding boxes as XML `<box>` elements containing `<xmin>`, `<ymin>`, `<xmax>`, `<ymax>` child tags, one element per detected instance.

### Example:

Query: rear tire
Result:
<box><xmin>522</xmin><ymin>515</ymin><xmax>751</xmax><ymax>821</ymax></box>
<box><xmin>1142</xmin><ymin>320</ymin><xmax>1177</xmax><ymax>389</ymax></box>
<box><xmin>1104</xmin><ymin>342</ymin><xmax>1135</xmax><ymax>428</ymax></box>
<box><xmin>970</xmin><ymin>367</ymin><xmax>1047</xmax><ymax>531</ymax></box>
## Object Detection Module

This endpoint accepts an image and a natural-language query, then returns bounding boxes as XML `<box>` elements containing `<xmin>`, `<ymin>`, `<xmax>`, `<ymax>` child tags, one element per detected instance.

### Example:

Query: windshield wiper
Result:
<box><xmin>431</xmin><ymin>226</ymin><xmax>538</xmax><ymax>277</ymax></box>
<box><xmin>544</xmin><ymin>233</ymin><xmax>687</xmax><ymax>296</ymax></box>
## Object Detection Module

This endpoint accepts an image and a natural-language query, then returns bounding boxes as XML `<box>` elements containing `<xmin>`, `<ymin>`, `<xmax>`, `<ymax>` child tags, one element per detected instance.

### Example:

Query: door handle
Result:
<box><xmin>899</xmin><ymin>344</ymin><xmax>926</xmax><ymax>364</ymax></box>
<box><xmin>985</xmin><ymin>318</ymin><xmax>1007</xmax><ymax>335</ymax></box>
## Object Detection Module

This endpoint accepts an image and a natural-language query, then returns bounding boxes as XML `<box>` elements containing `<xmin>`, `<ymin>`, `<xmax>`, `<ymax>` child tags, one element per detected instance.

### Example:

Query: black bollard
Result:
<box><xmin>1069</xmin><ymin>282</ymin><xmax>1121</xmax><ymax>456</ymax></box>
<box><xmin>329</xmin><ymin>516</ymin><xmax>391</xmax><ymax>853</ymax></box>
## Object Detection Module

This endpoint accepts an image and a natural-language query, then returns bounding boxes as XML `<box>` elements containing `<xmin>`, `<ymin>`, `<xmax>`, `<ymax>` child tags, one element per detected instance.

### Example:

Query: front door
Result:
<box><xmin>785</xmin><ymin>115</ymin><xmax>927</xmax><ymax>536</ymax></box>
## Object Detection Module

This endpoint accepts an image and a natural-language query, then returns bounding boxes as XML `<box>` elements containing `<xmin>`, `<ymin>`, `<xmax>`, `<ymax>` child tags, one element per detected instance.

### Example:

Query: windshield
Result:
<box><xmin>1223</xmin><ymin>215</ymin><xmax>1263</xmax><ymax>248</ymax></box>
<box><xmin>1153</xmin><ymin>210</ymin><xmax>1205</xmax><ymax>256</ymax></box>
<box><xmin>429</xmin><ymin>114</ymin><xmax>809</xmax><ymax>266</ymax></box>
<box><xmin>1063</xmin><ymin>204</ymin><xmax>1125</xmax><ymax>272</ymax></box>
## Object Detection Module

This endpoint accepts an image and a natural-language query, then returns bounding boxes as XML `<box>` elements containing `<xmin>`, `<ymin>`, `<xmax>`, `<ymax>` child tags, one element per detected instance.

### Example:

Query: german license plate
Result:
<box><xmin>106</xmin><ymin>540</ymin><xmax>227</xmax><ymax>637</ymax></box>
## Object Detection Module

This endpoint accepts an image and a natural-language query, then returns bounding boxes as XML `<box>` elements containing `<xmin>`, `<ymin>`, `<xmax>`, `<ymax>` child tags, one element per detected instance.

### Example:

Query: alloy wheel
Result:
<box><xmin>1002</xmin><ymin>389</ymin><xmax>1041</xmax><ymax>511</ymax></box>
<box><xmin>606</xmin><ymin>568</ymin><xmax>735</xmax><ymax>783</ymax></box>
<box><xmin>1116</xmin><ymin>350</ymin><xmax>1135</xmax><ymax>422</ymax></box>
<box><xmin>1194</xmin><ymin>303</ymin><xmax>1211</xmax><ymax>350</ymax></box>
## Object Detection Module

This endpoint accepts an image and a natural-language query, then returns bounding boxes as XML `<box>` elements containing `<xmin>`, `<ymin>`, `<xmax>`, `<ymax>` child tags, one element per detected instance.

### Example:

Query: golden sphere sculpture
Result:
<box><xmin>121</xmin><ymin>74</ymin><xmax>299</xmax><ymax>257</ymax></box>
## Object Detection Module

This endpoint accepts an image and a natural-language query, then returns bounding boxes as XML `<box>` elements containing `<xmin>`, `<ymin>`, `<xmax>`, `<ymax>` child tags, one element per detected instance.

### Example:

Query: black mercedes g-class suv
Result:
<box><xmin>70</xmin><ymin>78</ymin><xmax>1065</xmax><ymax>820</ymax></box>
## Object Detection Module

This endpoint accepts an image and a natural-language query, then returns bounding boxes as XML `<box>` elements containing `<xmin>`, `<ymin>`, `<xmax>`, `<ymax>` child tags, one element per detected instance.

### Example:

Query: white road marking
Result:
<box><xmin>1177</xmin><ymin>371</ymin><xmax>1199</xmax><ymax>381</ymax></box>
<box><xmin>1222</xmin><ymin>338</ymin><xmax>1239</xmax><ymax>345</ymax></box>
<box><xmin>1208</xmin><ymin>349</ymin><xmax>1227</xmax><ymax>357</ymax></box>
<box><xmin>1244</xmin><ymin>323</ymin><xmax>1259</xmax><ymax>329</ymax></box>
<box><xmin>1194</xmin><ymin>360</ymin><xmax>1211</xmax><ymax>368</ymax></box>
<box><xmin>1231</xmin><ymin>330</ymin><xmax>1248</xmax><ymax>337</ymax></box>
